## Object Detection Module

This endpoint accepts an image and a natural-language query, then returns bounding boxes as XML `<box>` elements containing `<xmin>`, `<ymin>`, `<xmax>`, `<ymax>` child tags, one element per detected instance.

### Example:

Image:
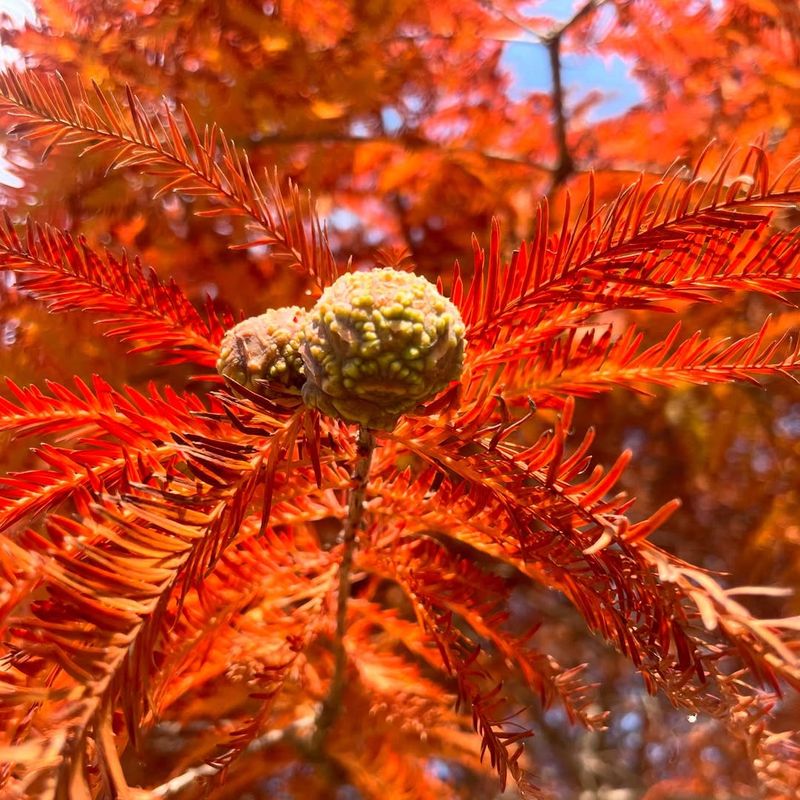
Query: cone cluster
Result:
<box><xmin>217</xmin><ymin>268</ymin><xmax>466</xmax><ymax>429</ymax></box>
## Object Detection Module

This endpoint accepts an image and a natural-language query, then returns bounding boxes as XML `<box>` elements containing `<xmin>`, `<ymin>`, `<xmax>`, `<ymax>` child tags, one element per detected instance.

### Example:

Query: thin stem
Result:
<box><xmin>250</xmin><ymin>129</ymin><xmax>552</xmax><ymax>173</ymax></box>
<box><xmin>546</xmin><ymin>32</ymin><xmax>574</xmax><ymax>192</ymax></box>
<box><xmin>481</xmin><ymin>0</ymin><xmax>608</xmax><ymax>44</ymax></box>
<box><xmin>543</xmin><ymin>1</ymin><xmax>611</xmax><ymax>191</ymax></box>
<box><xmin>150</xmin><ymin>716</ymin><xmax>317</xmax><ymax>797</ymax></box>
<box><xmin>310</xmin><ymin>426</ymin><xmax>376</xmax><ymax>753</ymax></box>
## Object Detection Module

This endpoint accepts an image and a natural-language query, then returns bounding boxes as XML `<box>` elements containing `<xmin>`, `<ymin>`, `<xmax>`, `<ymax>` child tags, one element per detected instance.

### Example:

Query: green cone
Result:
<box><xmin>301</xmin><ymin>268</ymin><xmax>466</xmax><ymax>429</ymax></box>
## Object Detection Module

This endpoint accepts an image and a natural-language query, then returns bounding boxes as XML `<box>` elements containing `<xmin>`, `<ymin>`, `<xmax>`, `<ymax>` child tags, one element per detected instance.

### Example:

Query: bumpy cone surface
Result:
<box><xmin>302</xmin><ymin>268</ymin><xmax>466</xmax><ymax>429</ymax></box>
<box><xmin>217</xmin><ymin>306</ymin><xmax>307</xmax><ymax>393</ymax></box>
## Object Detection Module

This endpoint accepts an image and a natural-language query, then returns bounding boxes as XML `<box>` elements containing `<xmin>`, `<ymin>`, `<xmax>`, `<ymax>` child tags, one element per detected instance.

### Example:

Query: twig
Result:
<box><xmin>541</xmin><ymin>1</ymin><xmax>610</xmax><ymax>195</ymax></box>
<box><xmin>150</xmin><ymin>715</ymin><xmax>317</xmax><ymax>797</ymax></box>
<box><xmin>478</xmin><ymin>0</ymin><xmax>610</xmax><ymax>201</ymax></box>
<box><xmin>552</xmin><ymin>0</ymin><xmax>610</xmax><ymax>39</ymax></box>
<box><xmin>545</xmin><ymin>33</ymin><xmax>575</xmax><ymax>191</ymax></box>
<box><xmin>310</xmin><ymin>426</ymin><xmax>376</xmax><ymax>753</ymax></box>
<box><xmin>480</xmin><ymin>0</ymin><xmax>608</xmax><ymax>44</ymax></box>
<box><xmin>249</xmin><ymin>129</ymin><xmax>553</xmax><ymax>173</ymax></box>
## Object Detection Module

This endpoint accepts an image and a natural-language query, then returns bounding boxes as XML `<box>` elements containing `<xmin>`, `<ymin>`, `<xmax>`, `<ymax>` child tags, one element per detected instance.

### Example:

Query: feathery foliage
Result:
<box><xmin>2</xmin><ymin>2</ymin><xmax>800</xmax><ymax>798</ymax></box>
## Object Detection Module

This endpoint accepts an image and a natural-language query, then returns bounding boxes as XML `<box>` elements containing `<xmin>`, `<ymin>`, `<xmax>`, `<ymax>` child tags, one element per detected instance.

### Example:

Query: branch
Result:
<box><xmin>541</xmin><ymin>2</ymin><xmax>608</xmax><ymax>192</ymax></box>
<box><xmin>551</xmin><ymin>0</ymin><xmax>610</xmax><ymax>38</ymax></box>
<box><xmin>150</xmin><ymin>715</ymin><xmax>317</xmax><ymax>798</ymax></box>
<box><xmin>480</xmin><ymin>0</ymin><xmax>609</xmax><ymax>194</ymax></box>
<box><xmin>252</xmin><ymin>128</ymin><xmax>553</xmax><ymax>173</ymax></box>
<box><xmin>545</xmin><ymin>33</ymin><xmax>574</xmax><ymax>191</ymax></box>
<box><xmin>310</xmin><ymin>426</ymin><xmax>375</xmax><ymax>753</ymax></box>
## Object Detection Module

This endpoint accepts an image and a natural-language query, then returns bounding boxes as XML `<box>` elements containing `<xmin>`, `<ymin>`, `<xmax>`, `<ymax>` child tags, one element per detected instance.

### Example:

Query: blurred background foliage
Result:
<box><xmin>1</xmin><ymin>1</ymin><xmax>800</xmax><ymax>797</ymax></box>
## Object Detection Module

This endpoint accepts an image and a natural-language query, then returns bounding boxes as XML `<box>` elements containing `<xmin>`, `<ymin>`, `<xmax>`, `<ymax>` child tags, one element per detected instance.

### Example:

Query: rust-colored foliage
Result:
<box><xmin>1</xmin><ymin>2</ymin><xmax>800</xmax><ymax>799</ymax></box>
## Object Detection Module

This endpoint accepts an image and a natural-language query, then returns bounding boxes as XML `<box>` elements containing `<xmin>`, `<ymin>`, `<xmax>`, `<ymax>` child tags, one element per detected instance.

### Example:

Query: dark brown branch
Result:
<box><xmin>371</xmin><ymin>110</ymin><xmax>424</xmax><ymax>263</ymax></box>
<box><xmin>546</xmin><ymin>33</ymin><xmax>575</xmax><ymax>191</ymax></box>
<box><xmin>310</xmin><ymin>426</ymin><xmax>376</xmax><ymax>753</ymax></box>
<box><xmin>541</xmin><ymin>2</ymin><xmax>610</xmax><ymax>193</ymax></box>
<box><xmin>253</xmin><ymin>130</ymin><xmax>552</xmax><ymax>173</ymax></box>
<box><xmin>479</xmin><ymin>0</ymin><xmax>610</xmax><ymax>197</ymax></box>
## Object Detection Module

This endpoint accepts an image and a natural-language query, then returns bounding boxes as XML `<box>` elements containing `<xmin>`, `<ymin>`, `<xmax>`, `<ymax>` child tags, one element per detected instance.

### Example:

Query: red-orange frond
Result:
<box><xmin>458</xmin><ymin>148</ymin><xmax>800</xmax><ymax>347</ymax></box>
<box><xmin>0</xmin><ymin>375</ymin><xmax>207</xmax><ymax>441</ymax></box>
<box><xmin>0</xmin><ymin>409</ymin><xmax>325</xmax><ymax>793</ymax></box>
<box><xmin>0</xmin><ymin>215</ymin><xmax>227</xmax><ymax>367</ymax></box>
<box><xmin>0</xmin><ymin>439</ymin><xmax>170</xmax><ymax>535</ymax></box>
<box><xmin>157</xmin><ymin>519</ymin><xmax>340</xmax><ymax>711</ymax></box>
<box><xmin>364</xmin><ymin>535</ymin><xmax>606</xmax><ymax>731</ymax></box>
<box><xmin>389</xmin><ymin>568</ymin><xmax>538</xmax><ymax>795</ymax></box>
<box><xmin>495</xmin><ymin>318</ymin><xmax>800</xmax><ymax>406</ymax></box>
<box><xmin>4</xmin><ymin>11</ymin><xmax>800</xmax><ymax>795</ymax></box>
<box><xmin>0</xmin><ymin>69</ymin><xmax>339</xmax><ymax>287</ymax></box>
<box><xmin>0</xmin><ymin>377</ymin><xmax>220</xmax><ymax>534</ymax></box>
<box><xmin>386</xmin><ymin>402</ymin><xmax>800</xmax><ymax>739</ymax></box>
<box><xmin>319</xmin><ymin>647</ymin><xmax>473</xmax><ymax>800</ymax></box>
<box><xmin>370</xmin><ymin>447</ymin><xmax>668</xmax><ymax>671</ymax></box>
